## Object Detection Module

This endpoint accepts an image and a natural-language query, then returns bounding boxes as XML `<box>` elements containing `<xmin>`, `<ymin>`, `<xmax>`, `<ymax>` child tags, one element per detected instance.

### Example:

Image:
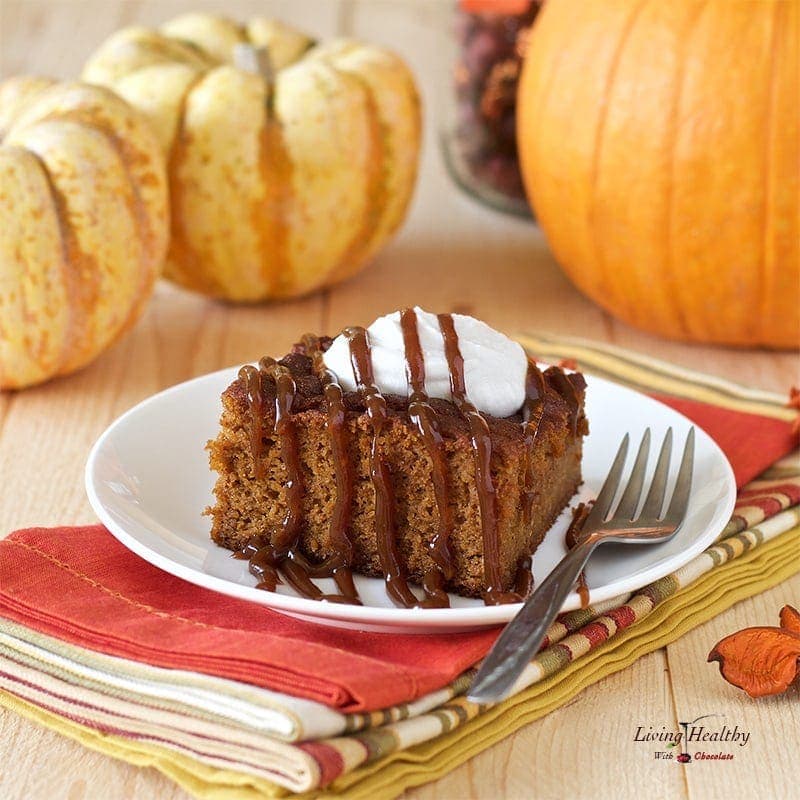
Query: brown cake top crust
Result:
<box><xmin>216</xmin><ymin>309</ymin><xmax>587</xmax><ymax>609</ymax></box>
<box><xmin>223</xmin><ymin>337</ymin><xmax>586</xmax><ymax>452</ymax></box>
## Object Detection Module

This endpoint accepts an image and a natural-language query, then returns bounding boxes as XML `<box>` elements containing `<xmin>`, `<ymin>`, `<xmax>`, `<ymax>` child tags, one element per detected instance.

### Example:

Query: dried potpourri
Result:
<box><xmin>708</xmin><ymin>605</ymin><xmax>800</xmax><ymax>698</ymax></box>
<box><xmin>450</xmin><ymin>0</ymin><xmax>541</xmax><ymax>208</ymax></box>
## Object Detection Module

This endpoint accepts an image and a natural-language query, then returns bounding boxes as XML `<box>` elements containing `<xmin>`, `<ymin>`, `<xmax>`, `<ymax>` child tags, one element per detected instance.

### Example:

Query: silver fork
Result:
<box><xmin>468</xmin><ymin>426</ymin><xmax>695</xmax><ymax>704</ymax></box>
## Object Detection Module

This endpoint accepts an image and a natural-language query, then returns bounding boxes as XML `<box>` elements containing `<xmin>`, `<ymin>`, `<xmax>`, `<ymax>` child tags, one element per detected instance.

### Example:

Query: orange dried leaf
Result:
<box><xmin>708</xmin><ymin>627</ymin><xmax>800</xmax><ymax>698</ymax></box>
<box><xmin>779</xmin><ymin>604</ymin><xmax>800</xmax><ymax>635</ymax></box>
<box><xmin>789</xmin><ymin>388</ymin><xmax>800</xmax><ymax>438</ymax></box>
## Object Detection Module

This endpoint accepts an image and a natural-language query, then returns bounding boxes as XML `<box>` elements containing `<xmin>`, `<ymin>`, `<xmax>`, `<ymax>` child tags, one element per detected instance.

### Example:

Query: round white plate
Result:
<box><xmin>86</xmin><ymin>366</ymin><xmax>736</xmax><ymax>633</ymax></box>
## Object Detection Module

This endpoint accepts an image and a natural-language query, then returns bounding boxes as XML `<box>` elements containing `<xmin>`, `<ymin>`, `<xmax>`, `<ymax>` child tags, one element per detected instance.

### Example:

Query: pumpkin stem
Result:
<box><xmin>233</xmin><ymin>44</ymin><xmax>274</xmax><ymax>84</ymax></box>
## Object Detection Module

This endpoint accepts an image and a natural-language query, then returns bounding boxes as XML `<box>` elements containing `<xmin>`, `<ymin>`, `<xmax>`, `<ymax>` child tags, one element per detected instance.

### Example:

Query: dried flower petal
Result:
<box><xmin>708</xmin><ymin>627</ymin><xmax>800</xmax><ymax>698</ymax></box>
<box><xmin>789</xmin><ymin>387</ymin><xmax>800</xmax><ymax>438</ymax></box>
<box><xmin>779</xmin><ymin>604</ymin><xmax>800</xmax><ymax>635</ymax></box>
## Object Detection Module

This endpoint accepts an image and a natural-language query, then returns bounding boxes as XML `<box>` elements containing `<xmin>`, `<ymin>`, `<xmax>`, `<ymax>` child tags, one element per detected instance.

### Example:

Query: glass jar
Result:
<box><xmin>441</xmin><ymin>0</ymin><xmax>541</xmax><ymax>217</ymax></box>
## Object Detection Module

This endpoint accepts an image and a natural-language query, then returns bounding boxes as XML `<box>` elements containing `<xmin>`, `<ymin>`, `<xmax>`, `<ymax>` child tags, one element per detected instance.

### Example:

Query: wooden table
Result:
<box><xmin>1</xmin><ymin>2</ymin><xmax>798</xmax><ymax>798</ymax></box>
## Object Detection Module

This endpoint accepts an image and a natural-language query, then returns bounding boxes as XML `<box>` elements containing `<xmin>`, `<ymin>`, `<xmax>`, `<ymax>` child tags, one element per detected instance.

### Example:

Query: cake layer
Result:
<box><xmin>207</xmin><ymin>339</ymin><xmax>587</xmax><ymax>601</ymax></box>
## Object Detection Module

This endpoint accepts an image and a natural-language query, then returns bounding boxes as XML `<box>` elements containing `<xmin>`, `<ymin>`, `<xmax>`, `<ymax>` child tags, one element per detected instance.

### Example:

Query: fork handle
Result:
<box><xmin>468</xmin><ymin>537</ymin><xmax>599</xmax><ymax>704</ymax></box>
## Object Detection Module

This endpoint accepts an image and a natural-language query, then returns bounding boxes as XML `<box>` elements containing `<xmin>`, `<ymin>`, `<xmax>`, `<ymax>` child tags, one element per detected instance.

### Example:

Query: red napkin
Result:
<box><xmin>0</xmin><ymin>525</ymin><xmax>498</xmax><ymax>711</ymax></box>
<box><xmin>0</xmin><ymin>394</ymin><xmax>795</xmax><ymax>713</ymax></box>
<box><xmin>651</xmin><ymin>394</ymin><xmax>797</xmax><ymax>489</ymax></box>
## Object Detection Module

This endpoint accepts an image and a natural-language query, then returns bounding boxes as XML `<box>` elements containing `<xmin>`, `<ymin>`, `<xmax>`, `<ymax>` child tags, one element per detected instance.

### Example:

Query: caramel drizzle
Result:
<box><xmin>513</xmin><ymin>555</ymin><xmax>534</xmax><ymax>599</ymax></box>
<box><xmin>239</xmin><ymin>311</ymin><xmax>578</xmax><ymax>608</ymax></box>
<box><xmin>301</xmin><ymin>334</ymin><xmax>360</xmax><ymax>603</ymax></box>
<box><xmin>565</xmin><ymin>501</ymin><xmax>592</xmax><ymax>609</ymax></box>
<box><xmin>437</xmin><ymin>313</ymin><xmax>522</xmax><ymax>606</ymax></box>
<box><xmin>239</xmin><ymin>364</ymin><xmax>266</xmax><ymax>480</ymax></box>
<box><xmin>522</xmin><ymin>360</ymin><xmax>546</xmax><ymax>527</ymax></box>
<box><xmin>344</xmin><ymin>326</ymin><xmax>419</xmax><ymax>609</ymax></box>
<box><xmin>399</xmin><ymin>308</ymin><xmax>453</xmax><ymax>609</ymax></box>
<box><xmin>237</xmin><ymin>358</ymin><xmax>358</xmax><ymax>604</ymax></box>
<box><xmin>547</xmin><ymin>367</ymin><xmax>580</xmax><ymax>437</ymax></box>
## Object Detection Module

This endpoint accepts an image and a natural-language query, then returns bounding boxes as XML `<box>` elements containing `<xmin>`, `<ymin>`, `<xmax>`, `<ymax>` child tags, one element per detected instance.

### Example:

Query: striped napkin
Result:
<box><xmin>1</xmin><ymin>336</ymin><xmax>798</xmax><ymax>799</ymax></box>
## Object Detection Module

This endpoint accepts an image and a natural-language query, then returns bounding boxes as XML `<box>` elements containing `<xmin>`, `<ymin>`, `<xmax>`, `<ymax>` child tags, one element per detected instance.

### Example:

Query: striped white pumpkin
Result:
<box><xmin>83</xmin><ymin>14</ymin><xmax>421</xmax><ymax>302</ymax></box>
<box><xmin>0</xmin><ymin>78</ymin><xmax>168</xmax><ymax>390</ymax></box>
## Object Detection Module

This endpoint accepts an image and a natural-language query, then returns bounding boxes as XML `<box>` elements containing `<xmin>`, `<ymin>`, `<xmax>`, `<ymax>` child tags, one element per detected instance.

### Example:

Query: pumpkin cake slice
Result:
<box><xmin>207</xmin><ymin>308</ymin><xmax>587</xmax><ymax>608</ymax></box>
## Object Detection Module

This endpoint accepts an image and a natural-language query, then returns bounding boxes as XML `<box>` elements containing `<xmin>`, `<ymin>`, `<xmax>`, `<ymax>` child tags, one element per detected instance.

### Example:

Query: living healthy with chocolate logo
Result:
<box><xmin>633</xmin><ymin>714</ymin><xmax>752</xmax><ymax>764</ymax></box>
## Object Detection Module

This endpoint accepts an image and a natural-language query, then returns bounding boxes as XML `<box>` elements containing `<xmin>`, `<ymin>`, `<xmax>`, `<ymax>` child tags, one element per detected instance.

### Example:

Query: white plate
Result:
<box><xmin>85</xmin><ymin>366</ymin><xmax>736</xmax><ymax>633</ymax></box>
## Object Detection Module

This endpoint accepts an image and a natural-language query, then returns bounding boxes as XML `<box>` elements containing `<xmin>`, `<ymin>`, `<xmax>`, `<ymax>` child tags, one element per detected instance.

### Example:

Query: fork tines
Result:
<box><xmin>584</xmin><ymin>427</ymin><xmax>695</xmax><ymax>530</ymax></box>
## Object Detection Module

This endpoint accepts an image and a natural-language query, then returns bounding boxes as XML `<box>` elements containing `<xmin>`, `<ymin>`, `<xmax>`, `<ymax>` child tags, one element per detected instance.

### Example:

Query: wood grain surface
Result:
<box><xmin>1</xmin><ymin>2</ymin><xmax>798</xmax><ymax>799</ymax></box>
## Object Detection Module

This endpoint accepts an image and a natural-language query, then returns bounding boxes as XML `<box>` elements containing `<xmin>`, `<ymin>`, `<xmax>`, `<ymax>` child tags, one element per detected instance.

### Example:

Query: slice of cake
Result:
<box><xmin>207</xmin><ymin>308</ymin><xmax>587</xmax><ymax>607</ymax></box>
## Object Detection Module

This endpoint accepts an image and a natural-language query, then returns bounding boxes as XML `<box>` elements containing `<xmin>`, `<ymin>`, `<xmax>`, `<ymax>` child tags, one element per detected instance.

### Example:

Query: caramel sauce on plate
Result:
<box><xmin>565</xmin><ymin>502</ymin><xmax>592</xmax><ymax>609</ymax></box>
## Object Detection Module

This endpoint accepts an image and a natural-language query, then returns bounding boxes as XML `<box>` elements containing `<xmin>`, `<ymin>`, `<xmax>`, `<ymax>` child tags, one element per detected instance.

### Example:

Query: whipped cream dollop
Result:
<box><xmin>321</xmin><ymin>308</ymin><xmax>528</xmax><ymax>418</ymax></box>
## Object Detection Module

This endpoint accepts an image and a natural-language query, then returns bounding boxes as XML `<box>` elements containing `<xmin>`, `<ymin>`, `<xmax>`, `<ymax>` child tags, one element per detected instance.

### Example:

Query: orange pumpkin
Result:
<box><xmin>0</xmin><ymin>78</ymin><xmax>168</xmax><ymax>389</ymax></box>
<box><xmin>518</xmin><ymin>0</ymin><xmax>799</xmax><ymax>348</ymax></box>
